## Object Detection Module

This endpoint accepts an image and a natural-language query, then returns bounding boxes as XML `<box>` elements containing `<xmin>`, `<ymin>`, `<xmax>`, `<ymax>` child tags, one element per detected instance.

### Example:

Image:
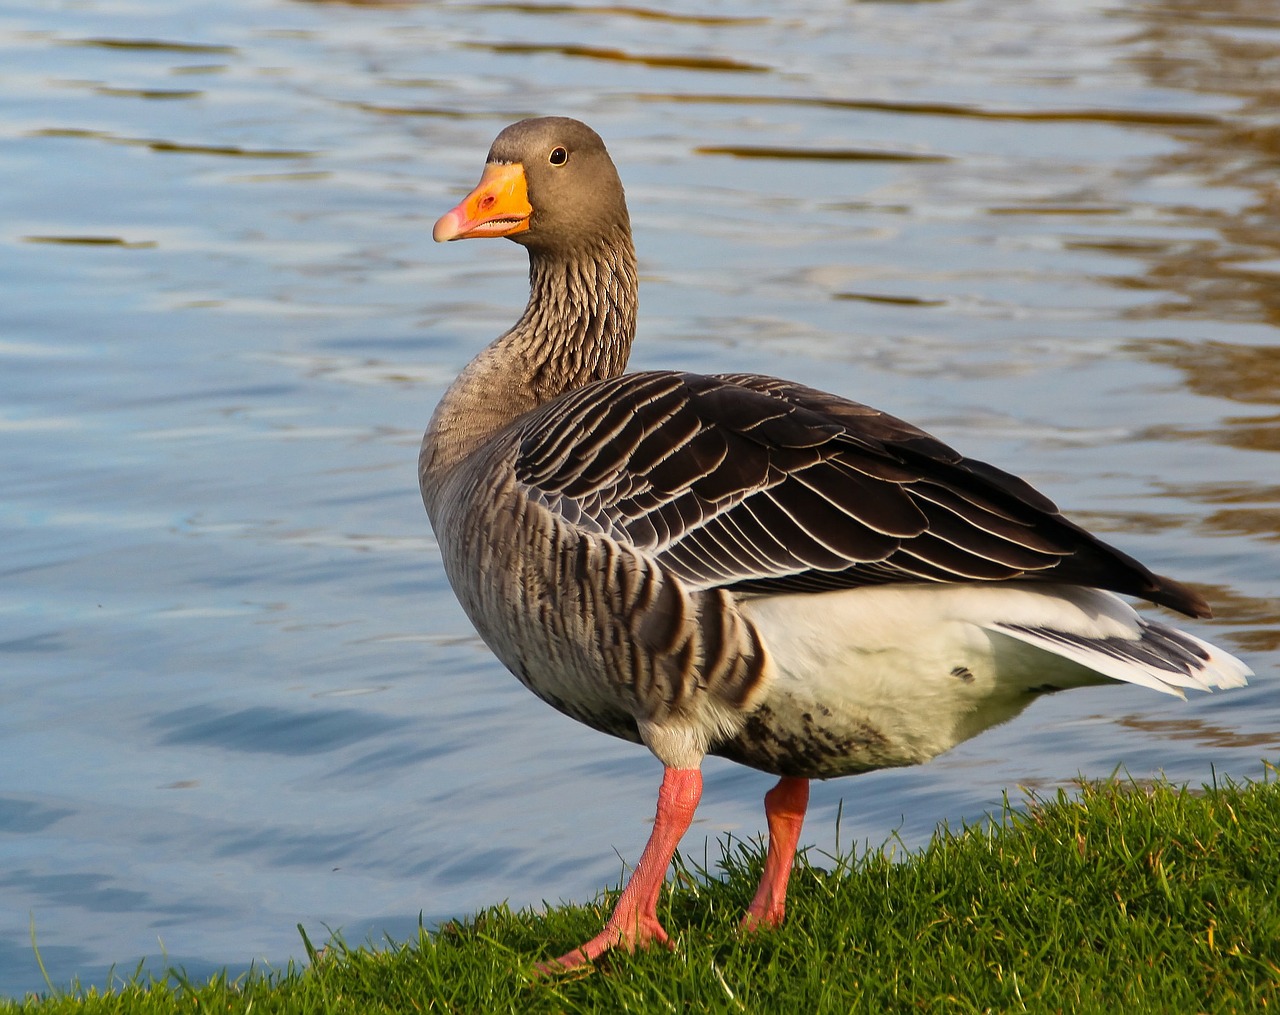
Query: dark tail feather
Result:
<box><xmin>1147</xmin><ymin>573</ymin><xmax>1212</xmax><ymax>619</ymax></box>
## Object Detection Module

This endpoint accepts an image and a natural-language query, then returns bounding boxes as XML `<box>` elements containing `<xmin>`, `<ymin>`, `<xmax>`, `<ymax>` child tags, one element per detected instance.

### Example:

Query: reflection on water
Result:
<box><xmin>473</xmin><ymin>41</ymin><xmax>771</xmax><ymax>73</ymax></box>
<box><xmin>21</xmin><ymin>234</ymin><xmax>158</xmax><ymax>248</ymax></box>
<box><xmin>696</xmin><ymin>143</ymin><xmax>949</xmax><ymax>162</ymax></box>
<box><xmin>1110</xmin><ymin>713</ymin><xmax>1280</xmax><ymax>752</ymax></box>
<box><xmin>643</xmin><ymin>90</ymin><xmax>1228</xmax><ymax>127</ymax></box>
<box><xmin>1108</xmin><ymin>0</ymin><xmax>1280</xmax><ymax>487</ymax></box>
<box><xmin>1137</xmin><ymin>339</ymin><xmax>1280</xmax><ymax>405</ymax></box>
<box><xmin>30</xmin><ymin>126</ymin><xmax>317</xmax><ymax>159</ymax></box>
<box><xmin>65</xmin><ymin>38</ymin><xmax>237</xmax><ymax>53</ymax></box>
<box><xmin>1</xmin><ymin>0</ymin><xmax>1278</xmax><ymax>999</ymax></box>
<box><xmin>467</xmin><ymin>4</ymin><xmax>769</xmax><ymax>28</ymax></box>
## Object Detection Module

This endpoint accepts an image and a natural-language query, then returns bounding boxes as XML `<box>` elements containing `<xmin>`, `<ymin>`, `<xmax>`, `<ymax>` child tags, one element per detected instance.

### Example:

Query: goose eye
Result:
<box><xmin>548</xmin><ymin>146</ymin><xmax>569</xmax><ymax>166</ymax></box>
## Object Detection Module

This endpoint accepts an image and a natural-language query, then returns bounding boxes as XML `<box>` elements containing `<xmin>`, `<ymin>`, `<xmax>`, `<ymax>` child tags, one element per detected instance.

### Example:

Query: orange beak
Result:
<box><xmin>433</xmin><ymin>162</ymin><xmax>532</xmax><ymax>242</ymax></box>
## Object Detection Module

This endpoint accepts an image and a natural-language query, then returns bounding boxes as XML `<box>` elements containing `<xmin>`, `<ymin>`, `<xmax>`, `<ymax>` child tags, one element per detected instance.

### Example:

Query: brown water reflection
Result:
<box><xmin>30</xmin><ymin>127</ymin><xmax>315</xmax><ymax>159</ymax></box>
<box><xmin>66</xmin><ymin>37</ymin><xmax>237</xmax><ymax>54</ymax></box>
<box><xmin>696</xmin><ymin>144</ymin><xmax>949</xmax><ymax>163</ymax></box>
<box><xmin>1114</xmin><ymin>2</ymin><xmax>1280</xmax><ymax>334</ymax></box>
<box><xmin>471</xmin><ymin>41</ymin><xmax>769</xmax><ymax>73</ymax></box>
<box><xmin>22</xmin><ymin>235</ymin><xmax>157</xmax><ymax>248</ymax></box>
<box><xmin>1150</xmin><ymin>481</ymin><xmax>1280</xmax><ymax>585</ymax></box>
<box><xmin>469</xmin><ymin>4</ymin><xmax>768</xmax><ymax>27</ymax></box>
<box><xmin>1135</xmin><ymin>339</ymin><xmax>1280</xmax><ymax>406</ymax></box>
<box><xmin>1110</xmin><ymin>714</ymin><xmax>1280</xmax><ymax>752</ymax></box>
<box><xmin>636</xmin><ymin>91</ymin><xmax>1226</xmax><ymax>128</ymax></box>
<box><xmin>1162</xmin><ymin>582</ymin><xmax>1279</xmax><ymax>653</ymax></box>
<box><xmin>1090</xmin><ymin>0</ymin><xmax>1280</xmax><ymax>648</ymax></box>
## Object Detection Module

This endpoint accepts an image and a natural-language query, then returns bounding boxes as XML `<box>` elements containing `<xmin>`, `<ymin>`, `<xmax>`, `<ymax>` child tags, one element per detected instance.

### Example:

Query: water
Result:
<box><xmin>2</xmin><ymin>0</ymin><xmax>1278</xmax><ymax>997</ymax></box>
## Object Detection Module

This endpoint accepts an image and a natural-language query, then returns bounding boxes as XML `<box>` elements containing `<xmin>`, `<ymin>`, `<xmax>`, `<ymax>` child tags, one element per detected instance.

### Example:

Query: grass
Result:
<box><xmin>6</xmin><ymin>766</ymin><xmax>1279</xmax><ymax>1013</ymax></box>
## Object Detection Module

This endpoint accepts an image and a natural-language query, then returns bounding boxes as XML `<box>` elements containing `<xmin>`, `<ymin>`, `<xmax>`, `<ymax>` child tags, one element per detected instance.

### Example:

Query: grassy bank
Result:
<box><xmin>7</xmin><ymin>768</ymin><xmax>1279</xmax><ymax>1014</ymax></box>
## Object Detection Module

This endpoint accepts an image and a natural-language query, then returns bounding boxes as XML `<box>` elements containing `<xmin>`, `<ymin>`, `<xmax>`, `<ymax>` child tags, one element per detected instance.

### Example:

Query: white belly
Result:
<box><xmin>721</xmin><ymin>583</ymin><xmax>1166</xmax><ymax>778</ymax></box>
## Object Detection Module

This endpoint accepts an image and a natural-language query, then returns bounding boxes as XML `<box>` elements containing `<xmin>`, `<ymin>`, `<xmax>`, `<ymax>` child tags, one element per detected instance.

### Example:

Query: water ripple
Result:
<box><xmin>470</xmin><ymin>41</ymin><xmax>769</xmax><ymax>73</ymax></box>
<box><xmin>150</xmin><ymin>705</ymin><xmax>410</xmax><ymax>756</ymax></box>
<box><xmin>696</xmin><ymin>143</ymin><xmax>949</xmax><ymax>163</ymax></box>
<box><xmin>632</xmin><ymin>91</ymin><xmax>1226</xmax><ymax>127</ymax></box>
<box><xmin>28</xmin><ymin>127</ymin><xmax>315</xmax><ymax>159</ymax></box>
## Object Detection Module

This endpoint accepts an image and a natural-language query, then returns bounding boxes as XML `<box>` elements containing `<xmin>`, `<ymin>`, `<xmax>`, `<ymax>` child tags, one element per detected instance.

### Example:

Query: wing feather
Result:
<box><xmin>513</xmin><ymin>370</ymin><xmax>1209</xmax><ymax>616</ymax></box>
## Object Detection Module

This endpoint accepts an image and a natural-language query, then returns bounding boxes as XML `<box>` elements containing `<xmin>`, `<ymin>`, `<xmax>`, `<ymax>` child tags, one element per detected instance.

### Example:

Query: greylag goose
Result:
<box><xmin>421</xmin><ymin>116</ymin><xmax>1250</xmax><ymax>972</ymax></box>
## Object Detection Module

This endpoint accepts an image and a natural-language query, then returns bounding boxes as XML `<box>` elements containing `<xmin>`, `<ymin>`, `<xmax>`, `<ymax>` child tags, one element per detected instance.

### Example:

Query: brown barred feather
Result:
<box><xmin>515</xmin><ymin>371</ymin><xmax>1209</xmax><ymax>618</ymax></box>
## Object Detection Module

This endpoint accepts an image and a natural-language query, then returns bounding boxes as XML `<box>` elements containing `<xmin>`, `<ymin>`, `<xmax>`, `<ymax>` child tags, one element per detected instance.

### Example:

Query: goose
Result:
<box><xmin>421</xmin><ymin>116</ymin><xmax>1251</xmax><ymax>972</ymax></box>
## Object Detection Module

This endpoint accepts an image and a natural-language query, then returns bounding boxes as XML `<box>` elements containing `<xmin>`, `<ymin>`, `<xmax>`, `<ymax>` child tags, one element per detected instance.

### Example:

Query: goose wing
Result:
<box><xmin>514</xmin><ymin>370</ymin><xmax>1207</xmax><ymax>617</ymax></box>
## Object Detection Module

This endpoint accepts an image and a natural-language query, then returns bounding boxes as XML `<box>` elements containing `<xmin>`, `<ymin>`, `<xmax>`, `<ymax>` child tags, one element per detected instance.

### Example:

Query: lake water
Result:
<box><xmin>2</xmin><ymin>0</ymin><xmax>1278</xmax><ymax>997</ymax></box>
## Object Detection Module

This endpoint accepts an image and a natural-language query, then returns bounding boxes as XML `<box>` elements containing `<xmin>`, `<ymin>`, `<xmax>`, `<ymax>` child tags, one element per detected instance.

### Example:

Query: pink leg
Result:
<box><xmin>537</xmin><ymin>766</ymin><xmax>702</xmax><ymax>973</ymax></box>
<box><xmin>741</xmin><ymin>776</ymin><xmax>809</xmax><ymax>931</ymax></box>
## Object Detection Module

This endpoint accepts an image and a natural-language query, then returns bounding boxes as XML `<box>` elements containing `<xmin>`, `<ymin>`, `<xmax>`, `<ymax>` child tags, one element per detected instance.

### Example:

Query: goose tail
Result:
<box><xmin>992</xmin><ymin>607</ymin><xmax>1252</xmax><ymax>698</ymax></box>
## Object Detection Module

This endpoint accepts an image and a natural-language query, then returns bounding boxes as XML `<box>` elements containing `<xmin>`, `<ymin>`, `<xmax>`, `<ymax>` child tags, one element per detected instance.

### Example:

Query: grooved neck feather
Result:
<box><xmin>422</xmin><ymin>230</ymin><xmax>638</xmax><ymax>482</ymax></box>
